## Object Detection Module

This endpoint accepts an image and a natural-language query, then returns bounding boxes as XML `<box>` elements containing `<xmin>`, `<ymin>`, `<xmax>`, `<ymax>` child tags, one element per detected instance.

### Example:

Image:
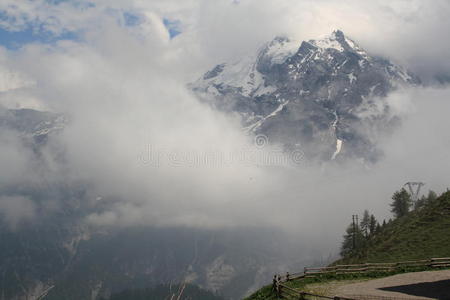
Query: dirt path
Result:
<box><xmin>329</xmin><ymin>270</ymin><xmax>450</xmax><ymax>299</ymax></box>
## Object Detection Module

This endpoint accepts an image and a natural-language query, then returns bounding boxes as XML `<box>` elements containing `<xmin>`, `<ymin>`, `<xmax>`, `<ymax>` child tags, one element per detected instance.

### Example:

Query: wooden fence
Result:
<box><xmin>274</xmin><ymin>257</ymin><xmax>450</xmax><ymax>299</ymax></box>
<box><xmin>303</xmin><ymin>257</ymin><xmax>450</xmax><ymax>276</ymax></box>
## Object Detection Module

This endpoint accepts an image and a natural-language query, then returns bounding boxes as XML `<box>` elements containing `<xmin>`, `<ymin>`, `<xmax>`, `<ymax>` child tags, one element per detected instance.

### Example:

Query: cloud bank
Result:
<box><xmin>0</xmin><ymin>0</ymin><xmax>449</xmax><ymax>254</ymax></box>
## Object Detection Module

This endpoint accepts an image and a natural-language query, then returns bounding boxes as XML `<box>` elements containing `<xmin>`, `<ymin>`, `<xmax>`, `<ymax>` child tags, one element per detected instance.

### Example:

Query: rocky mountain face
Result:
<box><xmin>191</xmin><ymin>30</ymin><xmax>420</xmax><ymax>163</ymax></box>
<box><xmin>0</xmin><ymin>108</ymin><xmax>67</xmax><ymax>144</ymax></box>
<box><xmin>1</xmin><ymin>214</ymin><xmax>300</xmax><ymax>300</ymax></box>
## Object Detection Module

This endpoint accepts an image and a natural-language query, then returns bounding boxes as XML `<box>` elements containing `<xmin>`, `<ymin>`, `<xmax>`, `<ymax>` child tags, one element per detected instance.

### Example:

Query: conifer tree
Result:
<box><xmin>390</xmin><ymin>188</ymin><xmax>412</xmax><ymax>218</ymax></box>
<box><xmin>375</xmin><ymin>222</ymin><xmax>381</xmax><ymax>233</ymax></box>
<box><xmin>341</xmin><ymin>220</ymin><xmax>365</xmax><ymax>256</ymax></box>
<box><xmin>369</xmin><ymin>214</ymin><xmax>377</xmax><ymax>235</ymax></box>
<box><xmin>360</xmin><ymin>210</ymin><xmax>370</xmax><ymax>237</ymax></box>
<box><xmin>340</xmin><ymin>224</ymin><xmax>355</xmax><ymax>257</ymax></box>
<box><xmin>414</xmin><ymin>195</ymin><xmax>427</xmax><ymax>210</ymax></box>
<box><xmin>427</xmin><ymin>190</ymin><xmax>437</xmax><ymax>203</ymax></box>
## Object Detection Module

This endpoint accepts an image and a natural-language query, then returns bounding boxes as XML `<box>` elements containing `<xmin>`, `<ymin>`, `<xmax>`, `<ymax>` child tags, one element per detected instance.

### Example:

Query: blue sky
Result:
<box><xmin>123</xmin><ymin>11</ymin><xmax>182</xmax><ymax>39</ymax></box>
<box><xmin>0</xmin><ymin>6</ymin><xmax>181</xmax><ymax>50</ymax></box>
<box><xmin>163</xmin><ymin>18</ymin><xmax>182</xmax><ymax>39</ymax></box>
<box><xmin>122</xmin><ymin>10</ymin><xmax>182</xmax><ymax>39</ymax></box>
<box><xmin>0</xmin><ymin>27</ymin><xmax>79</xmax><ymax>50</ymax></box>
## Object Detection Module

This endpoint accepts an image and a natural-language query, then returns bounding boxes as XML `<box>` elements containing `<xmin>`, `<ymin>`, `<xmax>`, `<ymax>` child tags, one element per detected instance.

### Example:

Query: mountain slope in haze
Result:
<box><xmin>0</xmin><ymin>108</ymin><xmax>66</xmax><ymax>144</ymax></box>
<box><xmin>192</xmin><ymin>30</ymin><xmax>420</xmax><ymax>163</ymax></box>
<box><xmin>0</xmin><ymin>203</ymin><xmax>305</xmax><ymax>300</ymax></box>
<box><xmin>1</xmin><ymin>109</ymin><xmax>309</xmax><ymax>300</ymax></box>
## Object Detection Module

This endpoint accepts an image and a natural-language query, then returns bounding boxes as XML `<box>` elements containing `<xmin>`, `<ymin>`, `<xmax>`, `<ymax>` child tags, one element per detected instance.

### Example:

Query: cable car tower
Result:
<box><xmin>403</xmin><ymin>182</ymin><xmax>425</xmax><ymax>203</ymax></box>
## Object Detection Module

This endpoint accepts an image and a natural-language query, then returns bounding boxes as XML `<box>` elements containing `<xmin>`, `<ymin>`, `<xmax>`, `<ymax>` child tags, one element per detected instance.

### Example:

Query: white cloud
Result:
<box><xmin>0</xmin><ymin>0</ymin><xmax>449</xmax><ymax>255</ymax></box>
<box><xmin>1</xmin><ymin>0</ymin><xmax>449</xmax><ymax>80</ymax></box>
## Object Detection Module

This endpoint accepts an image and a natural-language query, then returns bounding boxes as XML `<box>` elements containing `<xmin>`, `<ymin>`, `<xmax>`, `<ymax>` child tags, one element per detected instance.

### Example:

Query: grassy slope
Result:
<box><xmin>245</xmin><ymin>192</ymin><xmax>450</xmax><ymax>300</ymax></box>
<box><xmin>337</xmin><ymin>191</ymin><xmax>450</xmax><ymax>264</ymax></box>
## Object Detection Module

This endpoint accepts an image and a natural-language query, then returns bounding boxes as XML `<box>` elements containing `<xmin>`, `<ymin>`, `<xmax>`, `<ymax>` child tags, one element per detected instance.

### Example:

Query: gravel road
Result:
<box><xmin>333</xmin><ymin>270</ymin><xmax>450</xmax><ymax>299</ymax></box>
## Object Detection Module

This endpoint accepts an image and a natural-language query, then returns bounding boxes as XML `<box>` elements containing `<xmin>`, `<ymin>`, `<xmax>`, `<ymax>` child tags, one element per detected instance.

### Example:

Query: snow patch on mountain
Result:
<box><xmin>310</xmin><ymin>32</ymin><xmax>345</xmax><ymax>52</ymax></box>
<box><xmin>191</xmin><ymin>30</ymin><xmax>420</xmax><ymax>163</ymax></box>
<box><xmin>263</xmin><ymin>36</ymin><xmax>300</xmax><ymax>66</ymax></box>
<box><xmin>245</xmin><ymin>100</ymin><xmax>289</xmax><ymax>132</ymax></box>
<box><xmin>331</xmin><ymin>139</ymin><xmax>343</xmax><ymax>160</ymax></box>
<box><xmin>193</xmin><ymin>53</ymin><xmax>264</xmax><ymax>97</ymax></box>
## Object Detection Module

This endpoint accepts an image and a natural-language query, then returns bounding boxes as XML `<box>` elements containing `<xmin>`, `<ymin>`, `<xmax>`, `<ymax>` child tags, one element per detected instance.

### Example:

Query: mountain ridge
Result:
<box><xmin>192</xmin><ymin>30</ymin><xmax>420</xmax><ymax>163</ymax></box>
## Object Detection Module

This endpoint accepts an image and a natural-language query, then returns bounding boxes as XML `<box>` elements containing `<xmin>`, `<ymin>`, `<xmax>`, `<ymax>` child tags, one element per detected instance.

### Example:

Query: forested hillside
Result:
<box><xmin>245</xmin><ymin>188</ymin><xmax>450</xmax><ymax>300</ymax></box>
<box><xmin>337</xmin><ymin>189</ymin><xmax>450</xmax><ymax>263</ymax></box>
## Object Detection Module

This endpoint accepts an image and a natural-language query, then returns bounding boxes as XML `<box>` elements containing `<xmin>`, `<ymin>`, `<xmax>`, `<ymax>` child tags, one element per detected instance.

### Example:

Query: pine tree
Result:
<box><xmin>414</xmin><ymin>195</ymin><xmax>427</xmax><ymax>210</ymax></box>
<box><xmin>341</xmin><ymin>219</ymin><xmax>365</xmax><ymax>257</ymax></box>
<box><xmin>390</xmin><ymin>188</ymin><xmax>412</xmax><ymax>218</ymax></box>
<box><xmin>375</xmin><ymin>222</ymin><xmax>381</xmax><ymax>233</ymax></box>
<box><xmin>427</xmin><ymin>190</ymin><xmax>437</xmax><ymax>203</ymax></box>
<box><xmin>369</xmin><ymin>214</ymin><xmax>377</xmax><ymax>235</ymax></box>
<box><xmin>360</xmin><ymin>210</ymin><xmax>370</xmax><ymax>237</ymax></box>
<box><xmin>340</xmin><ymin>224</ymin><xmax>355</xmax><ymax>257</ymax></box>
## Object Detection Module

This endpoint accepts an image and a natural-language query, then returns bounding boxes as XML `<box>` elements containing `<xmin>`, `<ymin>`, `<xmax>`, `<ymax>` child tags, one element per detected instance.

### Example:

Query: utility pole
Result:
<box><xmin>404</xmin><ymin>182</ymin><xmax>425</xmax><ymax>204</ymax></box>
<box><xmin>352</xmin><ymin>215</ymin><xmax>355</xmax><ymax>250</ymax></box>
<box><xmin>352</xmin><ymin>215</ymin><xmax>357</xmax><ymax>250</ymax></box>
<box><xmin>351</xmin><ymin>214</ymin><xmax>359</xmax><ymax>250</ymax></box>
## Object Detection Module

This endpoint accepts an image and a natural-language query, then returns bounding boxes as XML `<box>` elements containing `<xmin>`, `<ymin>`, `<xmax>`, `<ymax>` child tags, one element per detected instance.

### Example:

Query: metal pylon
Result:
<box><xmin>404</xmin><ymin>182</ymin><xmax>425</xmax><ymax>203</ymax></box>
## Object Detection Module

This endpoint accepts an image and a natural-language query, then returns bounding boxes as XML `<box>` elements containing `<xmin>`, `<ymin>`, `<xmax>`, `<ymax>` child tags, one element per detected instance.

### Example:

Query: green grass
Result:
<box><xmin>243</xmin><ymin>275</ymin><xmax>376</xmax><ymax>300</ymax></box>
<box><xmin>337</xmin><ymin>191</ymin><xmax>450</xmax><ymax>264</ymax></box>
<box><xmin>245</xmin><ymin>192</ymin><xmax>450</xmax><ymax>300</ymax></box>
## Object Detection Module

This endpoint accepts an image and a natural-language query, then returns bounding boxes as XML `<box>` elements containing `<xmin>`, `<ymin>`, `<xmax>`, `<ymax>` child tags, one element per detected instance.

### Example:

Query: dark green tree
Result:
<box><xmin>415</xmin><ymin>190</ymin><xmax>438</xmax><ymax>210</ymax></box>
<box><xmin>414</xmin><ymin>195</ymin><xmax>427</xmax><ymax>210</ymax></box>
<box><xmin>360</xmin><ymin>210</ymin><xmax>370</xmax><ymax>237</ymax></box>
<box><xmin>390</xmin><ymin>188</ymin><xmax>412</xmax><ymax>218</ymax></box>
<box><xmin>369</xmin><ymin>214</ymin><xmax>377</xmax><ymax>235</ymax></box>
<box><xmin>341</xmin><ymin>224</ymin><xmax>355</xmax><ymax>257</ymax></box>
<box><xmin>375</xmin><ymin>222</ymin><xmax>381</xmax><ymax>233</ymax></box>
<box><xmin>427</xmin><ymin>190</ymin><xmax>437</xmax><ymax>203</ymax></box>
<box><xmin>341</xmin><ymin>220</ymin><xmax>365</xmax><ymax>257</ymax></box>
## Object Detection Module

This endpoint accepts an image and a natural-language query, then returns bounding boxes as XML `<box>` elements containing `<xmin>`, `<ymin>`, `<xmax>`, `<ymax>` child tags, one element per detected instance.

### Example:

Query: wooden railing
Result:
<box><xmin>274</xmin><ymin>257</ymin><xmax>450</xmax><ymax>299</ymax></box>
<box><xmin>303</xmin><ymin>257</ymin><xmax>450</xmax><ymax>276</ymax></box>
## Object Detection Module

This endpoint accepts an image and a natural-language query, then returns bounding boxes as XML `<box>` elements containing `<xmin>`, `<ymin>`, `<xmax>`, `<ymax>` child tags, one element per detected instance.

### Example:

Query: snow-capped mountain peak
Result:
<box><xmin>309</xmin><ymin>30</ymin><xmax>346</xmax><ymax>52</ymax></box>
<box><xmin>191</xmin><ymin>30</ymin><xmax>420</xmax><ymax>163</ymax></box>
<box><xmin>259</xmin><ymin>36</ymin><xmax>301</xmax><ymax>66</ymax></box>
<box><xmin>193</xmin><ymin>36</ymin><xmax>302</xmax><ymax>98</ymax></box>
<box><xmin>308</xmin><ymin>30</ymin><xmax>369</xmax><ymax>58</ymax></box>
